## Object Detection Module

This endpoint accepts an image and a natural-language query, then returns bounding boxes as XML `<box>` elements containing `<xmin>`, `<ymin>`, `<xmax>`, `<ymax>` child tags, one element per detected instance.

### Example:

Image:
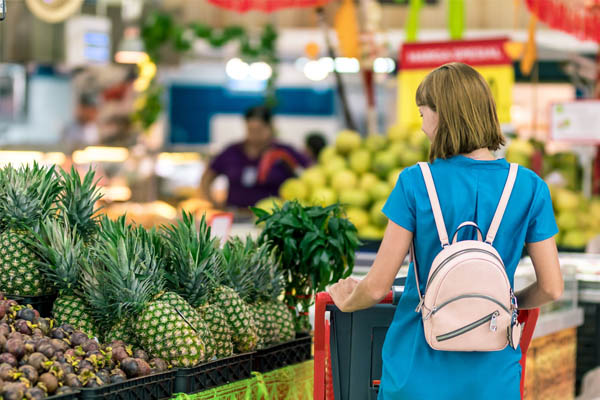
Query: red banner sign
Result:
<box><xmin>400</xmin><ymin>38</ymin><xmax>511</xmax><ymax>70</ymax></box>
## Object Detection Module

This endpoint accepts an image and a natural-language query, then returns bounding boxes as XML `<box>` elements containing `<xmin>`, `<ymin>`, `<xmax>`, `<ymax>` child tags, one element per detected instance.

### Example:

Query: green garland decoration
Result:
<box><xmin>135</xmin><ymin>12</ymin><xmax>279</xmax><ymax>130</ymax></box>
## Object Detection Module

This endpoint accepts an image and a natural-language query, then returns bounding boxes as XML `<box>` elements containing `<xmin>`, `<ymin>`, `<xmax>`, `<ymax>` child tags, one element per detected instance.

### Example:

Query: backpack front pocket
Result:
<box><xmin>437</xmin><ymin>311</ymin><xmax>499</xmax><ymax>342</ymax></box>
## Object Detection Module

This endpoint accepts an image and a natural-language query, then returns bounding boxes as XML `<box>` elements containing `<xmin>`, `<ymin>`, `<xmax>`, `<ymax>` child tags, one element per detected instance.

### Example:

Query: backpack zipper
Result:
<box><xmin>425</xmin><ymin>248</ymin><xmax>504</xmax><ymax>291</ymax></box>
<box><xmin>426</xmin><ymin>293</ymin><xmax>510</xmax><ymax>319</ymax></box>
<box><xmin>436</xmin><ymin>311</ymin><xmax>500</xmax><ymax>342</ymax></box>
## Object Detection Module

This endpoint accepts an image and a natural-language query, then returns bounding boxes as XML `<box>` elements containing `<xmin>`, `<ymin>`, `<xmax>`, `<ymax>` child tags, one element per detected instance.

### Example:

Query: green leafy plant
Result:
<box><xmin>252</xmin><ymin>201</ymin><xmax>360</xmax><ymax>332</ymax></box>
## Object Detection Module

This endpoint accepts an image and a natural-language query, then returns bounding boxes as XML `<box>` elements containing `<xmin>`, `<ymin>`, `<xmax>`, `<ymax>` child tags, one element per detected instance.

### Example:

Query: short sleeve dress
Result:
<box><xmin>379</xmin><ymin>155</ymin><xmax>558</xmax><ymax>400</ymax></box>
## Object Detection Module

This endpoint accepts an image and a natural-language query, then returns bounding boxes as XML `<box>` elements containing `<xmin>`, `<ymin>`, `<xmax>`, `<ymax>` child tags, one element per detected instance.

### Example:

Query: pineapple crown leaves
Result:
<box><xmin>58</xmin><ymin>167</ymin><xmax>104</xmax><ymax>242</ymax></box>
<box><xmin>28</xmin><ymin>216</ymin><xmax>87</xmax><ymax>296</ymax></box>
<box><xmin>161</xmin><ymin>211</ymin><xmax>223</xmax><ymax>307</ymax></box>
<box><xmin>0</xmin><ymin>163</ymin><xmax>62</xmax><ymax>231</ymax></box>
<box><xmin>83</xmin><ymin>218</ymin><xmax>166</xmax><ymax>324</ymax></box>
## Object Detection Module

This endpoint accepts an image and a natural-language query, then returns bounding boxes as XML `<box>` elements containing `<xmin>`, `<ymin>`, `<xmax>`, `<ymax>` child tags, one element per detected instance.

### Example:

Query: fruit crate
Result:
<box><xmin>174</xmin><ymin>353</ymin><xmax>254</xmax><ymax>395</ymax></box>
<box><xmin>7</xmin><ymin>293</ymin><xmax>57</xmax><ymax>317</ymax></box>
<box><xmin>48</xmin><ymin>390</ymin><xmax>80</xmax><ymax>400</ymax></box>
<box><xmin>78</xmin><ymin>370</ymin><xmax>177</xmax><ymax>400</ymax></box>
<box><xmin>253</xmin><ymin>333</ymin><xmax>312</xmax><ymax>373</ymax></box>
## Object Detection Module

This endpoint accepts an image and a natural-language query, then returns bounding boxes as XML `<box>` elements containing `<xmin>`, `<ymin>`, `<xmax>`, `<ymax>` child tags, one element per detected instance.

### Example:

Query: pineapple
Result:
<box><xmin>162</xmin><ymin>212</ymin><xmax>234</xmax><ymax>359</ymax></box>
<box><xmin>0</xmin><ymin>163</ymin><xmax>62</xmax><ymax>296</ymax></box>
<box><xmin>58</xmin><ymin>167</ymin><xmax>103</xmax><ymax>244</ymax></box>
<box><xmin>83</xmin><ymin>217</ymin><xmax>206</xmax><ymax>367</ymax></box>
<box><xmin>222</xmin><ymin>238</ymin><xmax>287</xmax><ymax>348</ymax></box>
<box><xmin>32</xmin><ymin>217</ymin><xmax>99</xmax><ymax>338</ymax></box>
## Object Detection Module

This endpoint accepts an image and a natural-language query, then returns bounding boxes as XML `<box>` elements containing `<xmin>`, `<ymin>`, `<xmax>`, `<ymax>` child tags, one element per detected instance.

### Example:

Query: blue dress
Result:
<box><xmin>379</xmin><ymin>155</ymin><xmax>558</xmax><ymax>400</ymax></box>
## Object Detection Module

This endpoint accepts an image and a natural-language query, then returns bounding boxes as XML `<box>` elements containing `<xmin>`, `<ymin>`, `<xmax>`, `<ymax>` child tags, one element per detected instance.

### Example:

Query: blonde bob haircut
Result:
<box><xmin>416</xmin><ymin>62</ymin><xmax>505</xmax><ymax>162</ymax></box>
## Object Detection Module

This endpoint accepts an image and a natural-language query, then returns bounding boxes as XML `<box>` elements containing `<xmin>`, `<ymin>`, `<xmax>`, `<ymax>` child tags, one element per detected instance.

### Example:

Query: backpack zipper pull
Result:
<box><xmin>490</xmin><ymin>312</ymin><xmax>499</xmax><ymax>332</ymax></box>
<box><xmin>415</xmin><ymin>297</ymin><xmax>425</xmax><ymax>313</ymax></box>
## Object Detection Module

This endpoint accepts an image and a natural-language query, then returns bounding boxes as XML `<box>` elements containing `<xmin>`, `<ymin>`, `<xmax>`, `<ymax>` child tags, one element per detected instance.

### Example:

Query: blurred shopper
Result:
<box><xmin>328</xmin><ymin>63</ymin><xmax>563</xmax><ymax>399</ymax></box>
<box><xmin>200</xmin><ymin>106</ymin><xmax>310</xmax><ymax>208</ymax></box>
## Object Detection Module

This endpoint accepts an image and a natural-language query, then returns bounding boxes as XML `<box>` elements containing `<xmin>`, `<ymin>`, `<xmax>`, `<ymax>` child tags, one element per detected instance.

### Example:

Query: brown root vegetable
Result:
<box><xmin>120</xmin><ymin>358</ymin><xmax>139</xmax><ymax>379</ymax></box>
<box><xmin>96</xmin><ymin>369</ymin><xmax>110</xmax><ymax>385</ymax></box>
<box><xmin>16</xmin><ymin>309</ymin><xmax>35</xmax><ymax>322</ymax></box>
<box><xmin>82</xmin><ymin>340</ymin><xmax>99</xmax><ymax>354</ymax></box>
<box><xmin>18</xmin><ymin>365</ymin><xmax>38</xmax><ymax>384</ymax></box>
<box><xmin>14</xmin><ymin>320</ymin><xmax>31</xmax><ymax>335</ymax></box>
<box><xmin>0</xmin><ymin>303</ymin><xmax>7</xmax><ymax>319</ymax></box>
<box><xmin>77</xmin><ymin>359</ymin><xmax>94</xmax><ymax>373</ymax></box>
<box><xmin>57</xmin><ymin>362</ymin><xmax>74</xmax><ymax>375</ymax></box>
<box><xmin>24</xmin><ymin>386</ymin><xmax>45</xmax><ymax>400</ymax></box>
<box><xmin>0</xmin><ymin>353</ymin><xmax>17</xmax><ymax>367</ymax></box>
<box><xmin>64</xmin><ymin>349</ymin><xmax>76</xmax><ymax>359</ymax></box>
<box><xmin>69</xmin><ymin>332</ymin><xmax>87</xmax><ymax>347</ymax></box>
<box><xmin>0</xmin><ymin>364</ymin><xmax>15</xmax><ymax>381</ymax></box>
<box><xmin>109</xmin><ymin>369</ymin><xmax>127</xmax><ymax>384</ymax></box>
<box><xmin>5</xmin><ymin>339</ymin><xmax>25</xmax><ymax>360</ymax></box>
<box><xmin>1</xmin><ymin>382</ymin><xmax>26</xmax><ymax>400</ymax></box>
<box><xmin>36</xmin><ymin>343</ymin><xmax>55</xmax><ymax>360</ymax></box>
<box><xmin>132</xmin><ymin>349</ymin><xmax>148</xmax><ymax>361</ymax></box>
<box><xmin>64</xmin><ymin>373</ymin><xmax>82</xmax><ymax>388</ymax></box>
<box><xmin>6</xmin><ymin>333</ymin><xmax>22</xmax><ymax>342</ymax></box>
<box><xmin>38</xmin><ymin>373</ymin><xmax>58</xmax><ymax>394</ymax></box>
<box><xmin>111</xmin><ymin>347</ymin><xmax>129</xmax><ymax>363</ymax></box>
<box><xmin>28</xmin><ymin>353</ymin><xmax>48</xmax><ymax>373</ymax></box>
<box><xmin>135</xmin><ymin>359</ymin><xmax>151</xmax><ymax>377</ymax></box>
<box><xmin>60</xmin><ymin>325</ymin><xmax>75</xmax><ymax>335</ymax></box>
<box><xmin>55</xmin><ymin>386</ymin><xmax>76</xmax><ymax>395</ymax></box>
<box><xmin>149</xmin><ymin>358</ymin><xmax>168</xmax><ymax>373</ymax></box>
<box><xmin>109</xmin><ymin>340</ymin><xmax>126</xmax><ymax>348</ymax></box>
<box><xmin>50</xmin><ymin>339</ymin><xmax>69</xmax><ymax>353</ymax></box>
<box><xmin>0</xmin><ymin>334</ymin><xmax>6</xmax><ymax>352</ymax></box>
<box><xmin>0</xmin><ymin>323</ymin><xmax>10</xmax><ymax>337</ymax></box>
<box><xmin>50</xmin><ymin>329</ymin><xmax>67</xmax><ymax>340</ymax></box>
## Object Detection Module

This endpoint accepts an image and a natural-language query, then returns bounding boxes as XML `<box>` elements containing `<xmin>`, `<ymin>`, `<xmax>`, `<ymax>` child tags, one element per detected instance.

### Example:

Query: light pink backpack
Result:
<box><xmin>413</xmin><ymin>161</ymin><xmax>522</xmax><ymax>352</ymax></box>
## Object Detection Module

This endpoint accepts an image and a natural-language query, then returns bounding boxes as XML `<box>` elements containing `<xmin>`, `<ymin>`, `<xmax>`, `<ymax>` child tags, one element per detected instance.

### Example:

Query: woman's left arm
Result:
<box><xmin>329</xmin><ymin>220</ymin><xmax>413</xmax><ymax>312</ymax></box>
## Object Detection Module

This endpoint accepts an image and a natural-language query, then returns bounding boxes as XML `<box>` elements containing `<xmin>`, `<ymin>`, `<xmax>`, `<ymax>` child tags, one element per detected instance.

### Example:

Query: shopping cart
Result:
<box><xmin>314</xmin><ymin>286</ymin><xmax>540</xmax><ymax>400</ymax></box>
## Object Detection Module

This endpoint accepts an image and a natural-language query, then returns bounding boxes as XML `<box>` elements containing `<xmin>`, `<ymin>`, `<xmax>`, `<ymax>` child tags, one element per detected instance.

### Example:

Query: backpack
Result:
<box><xmin>412</xmin><ymin>161</ymin><xmax>522</xmax><ymax>352</ymax></box>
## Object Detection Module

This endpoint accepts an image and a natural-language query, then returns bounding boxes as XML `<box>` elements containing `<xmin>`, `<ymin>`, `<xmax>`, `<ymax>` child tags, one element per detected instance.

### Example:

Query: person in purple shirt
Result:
<box><xmin>200</xmin><ymin>106</ymin><xmax>310</xmax><ymax>209</ymax></box>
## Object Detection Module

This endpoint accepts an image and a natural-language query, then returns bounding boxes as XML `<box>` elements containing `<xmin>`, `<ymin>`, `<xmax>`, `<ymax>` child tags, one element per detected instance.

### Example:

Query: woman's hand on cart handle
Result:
<box><xmin>328</xmin><ymin>277</ymin><xmax>360</xmax><ymax>312</ymax></box>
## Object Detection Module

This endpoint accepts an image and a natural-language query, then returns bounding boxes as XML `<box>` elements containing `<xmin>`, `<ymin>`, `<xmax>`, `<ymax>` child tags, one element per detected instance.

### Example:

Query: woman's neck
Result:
<box><xmin>462</xmin><ymin>148</ymin><xmax>495</xmax><ymax>161</ymax></box>
<box><xmin>244</xmin><ymin>141</ymin><xmax>272</xmax><ymax>159</ymax></box>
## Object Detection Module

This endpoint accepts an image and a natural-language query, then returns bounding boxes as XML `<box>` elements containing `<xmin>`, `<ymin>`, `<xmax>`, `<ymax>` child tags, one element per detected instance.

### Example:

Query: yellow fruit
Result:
<box><xmin>368</xmin><ymin>181</ymin><xmax>391</xmax><ymax>202</ymax></box>
<box><xmin>345</xmin><ymin>207</ymin><xmax>370</xmax><ymax>230</ymax></box>
<box><xmin>554</xmin><ymin>189</ymin><xmax>580</xmax><ymax>212</ymax></box>
<box><xmin>387</xmin><ymin>168</ymin><xmax>403</xmax><ymax>187</ymax></box>
<box><xmin>310</xmin><ymin>187</ymin><xmax>337</xmax><ymax>206</ymax></box>
<box><xmin>359</xmin><ymin>173</ymin><xmax>379</xmax><ymax>192</ymax></box>
<box><xmin>358</xmin><ymin>225</ymin><xmax>384</xmax><ymax>240</ymax></box>
<box><xmin>254</xmin><ymin>197</ymin><xmax>282</xmax><ymax>212</ymax></box>
<box><xmin>556</xmin><ymin>212</ymin><xmax>578</xmax><ymax>231</ymax></box>
<box><xmin>505</xmin><ymin>138</ymin><xmax>535</xmax><ymax>167</ymax></box>
<box><xmin>301</xmin><ymin>167</ymin><xmax>327</xmax><ymax>190</ymax></box>
<box><xmin>331</xmin><ymin>169</ymin><xmax>358</xmax><ymax>193</ymax></box>
<box><xmin>339</xmin><ymin>189</ymin><xmax>370</xmax><ymax>208</ymax></box>
<box><xmin>364</xmin><ymin>135</ymin><xmax>388</xmax><ymax>153</ymax></box>
<box><xmin>373</xmin><ymin>151</ymin><xmax>397</xmax><ymax>178</ymax></box>
<box><xmin>387</xmin><ymin>124</ymin><xmax>409</xmax><ymax>141</ymax></box>
<box><xmin>279</xmin><ymin>179</ymin><xmax>308</xmax><ymax>201</ymax></box>
<box><xmin>322</xmin><ymin>156</ymin><xmax>347</xmax><ymax>178</ymax></box>
<box><xmin>318</xmin><ymin>146</ymin><xmax>338</xmax><ymax>165</ymax></box>
<box><xmin>560</xmin><ymin>230</ymin><xmax>587</xmax><ymax>248</ymax></box>
<box><xmin>349</xmin><ymin>149</ymin><xmax>372</xmax><ymax>174</ymax></box>
<box><xmin>335</xmin><ymin>130</ymin><xmax>362</xmax><ymax>154</ymax></box>
<box><xmin>370</xmin><ymin>200</ymin><xmax>388</xmax><ymax>228</ymax></box>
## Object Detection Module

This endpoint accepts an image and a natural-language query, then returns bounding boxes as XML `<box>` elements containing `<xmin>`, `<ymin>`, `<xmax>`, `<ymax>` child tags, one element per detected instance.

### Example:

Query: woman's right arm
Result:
<box><xmin>515</xmin><ymin>237</ymin><xmax>564</xmax><ymax>309</ymax></box>
<box><xmin>200</xmin><ymin>167</ymin><xmax>220</xmax><ymax>207</ymax></box>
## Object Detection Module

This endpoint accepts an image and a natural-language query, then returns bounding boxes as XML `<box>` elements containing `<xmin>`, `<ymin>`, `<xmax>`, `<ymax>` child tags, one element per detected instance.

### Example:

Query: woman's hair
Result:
<box><xmin>244</xmin><ymin>105</ymin><xmax>273</xmax><ymax>125</ymax></box>
<box><xmin>416</xmin><ymin>62</ymin><xmax>505</xmax><ymax>162</ymax></box>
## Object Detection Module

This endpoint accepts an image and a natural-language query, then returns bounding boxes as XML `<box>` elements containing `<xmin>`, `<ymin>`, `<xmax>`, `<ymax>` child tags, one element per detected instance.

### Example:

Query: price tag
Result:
<box><xmin>208</xmin><ymin>212</ymin><xmax>234</xmax><ymax>245</ymax></box>
<box><xmin>550</xmin><ymin>101</ymin><xmax>600</xmax><ymax>143</ymax></box>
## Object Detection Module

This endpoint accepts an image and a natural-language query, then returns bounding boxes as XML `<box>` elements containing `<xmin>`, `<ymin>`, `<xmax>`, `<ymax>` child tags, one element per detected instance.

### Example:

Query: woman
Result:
<box><xmin>200</xmin><ymin>106</ymin><xmax>309</xmax><ymax>208</ymax></box>
<box><xmin>328</xmin><ymin>63</ymin><xmax>563</xmax><ymax>399</ymax></box>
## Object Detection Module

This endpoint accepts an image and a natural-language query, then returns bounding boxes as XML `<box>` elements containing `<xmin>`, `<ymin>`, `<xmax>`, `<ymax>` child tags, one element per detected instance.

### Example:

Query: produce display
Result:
<box><xmin>261</xmin><ymin>126</ymin><xmax>429</xmax><ymax>240</ymax></box>
<box><xmin>0</xmin><ymin>294</ymin><xmax>169</xmax><ymax>399</ymax></box>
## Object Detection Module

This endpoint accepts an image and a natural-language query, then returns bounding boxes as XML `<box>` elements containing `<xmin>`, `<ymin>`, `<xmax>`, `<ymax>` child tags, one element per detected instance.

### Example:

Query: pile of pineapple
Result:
<box><xmin>0</xmin><ymin>163</ymin><xmax>295</xmax><ymax>372</ymax></box>
<box><xmin>260</xmin><ymin>126</ymin><xmax>430</xmax><ymax>240</ymax></box>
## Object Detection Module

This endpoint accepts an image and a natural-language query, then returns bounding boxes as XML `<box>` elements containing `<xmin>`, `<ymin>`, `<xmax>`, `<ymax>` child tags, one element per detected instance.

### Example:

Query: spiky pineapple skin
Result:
<box><xmin>158</xmin><ymin>292</ymin><xmax>216</xmax><ymax>361</ymax></box>
<box><xmin>52</xmin><ymin>295</ymin><xmax>98</xmax><ymax>338</ymax></box>
<box><xmin>0</xmin><ymin>229</ymin><xmax>48</xmax><ymax>296</ymax></box>
<box><xmin>196</xmin><ymin>303</ymin><xmax>234</xmax><ymax>359</ymax></box>
<box><xmin>211</xmin><ymin>286</ymin><xmax>258</xmax><ymax>353</ymax></box>
<box><xmin>250</xmin><ymin>301</ymin><xmax>280</xmax><ymax>349</ymax></box>
<box><xmin>134</xmin><ymin>299</ymin><xmax>205</xmax><ymax>367</ymax></box>
<box><xmin>105</xmin><ymin>317</ymin><xmax>137</xmax><ymax>346</ymax></box>
<box><xmin>268</xmin><ymin>301</ymin><xmax>295</xmax><ymax>342</ymax></box>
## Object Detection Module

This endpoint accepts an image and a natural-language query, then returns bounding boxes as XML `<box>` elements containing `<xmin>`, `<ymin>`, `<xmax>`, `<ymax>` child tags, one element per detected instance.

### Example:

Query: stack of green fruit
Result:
<box><xmin>551</xmin><ymin>186</ymin><xmax>600</xmax><ymax>250</ymax></box>
<box><xmin>263</xmin><ymin>126</ymin><xmax>429</xmax><ymax>240</ymax></box>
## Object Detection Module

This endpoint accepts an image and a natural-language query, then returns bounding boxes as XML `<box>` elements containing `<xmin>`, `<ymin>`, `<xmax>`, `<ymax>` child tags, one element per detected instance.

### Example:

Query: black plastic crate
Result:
<box><xmin>48</xmin><ymin>390</ymin><xmax>80</xmax><ymax>400</ymax></box>
<box><xmin>253</xmin><ymin>333</ymin><xmax>312</xmax><ymax>373</ymax></box>
<box><xmin>78</xmin><ymin>370</ymin><xmax>176</xmax><ymax>400</ymax></box>
<box><xmin>174</xmin><ymin>353</ymin><xmax>253</xmax><ymax>395</ymax></box>
<box><xmin>7</xmin><ymin>293</ymin><xmax>57</xmax><ymax>317</ymax></box>
<box><xmin>577</xmin><ymin>302</ymin><xmax>600</xmax><ymax>395</ymax></box>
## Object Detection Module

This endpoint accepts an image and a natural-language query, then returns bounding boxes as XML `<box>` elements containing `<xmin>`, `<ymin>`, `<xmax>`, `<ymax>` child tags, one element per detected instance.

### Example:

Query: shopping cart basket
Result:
<box><xmin>314</xmin><ymin>286</ymin><xmax>540</xmax><ymax>400</ymax></box>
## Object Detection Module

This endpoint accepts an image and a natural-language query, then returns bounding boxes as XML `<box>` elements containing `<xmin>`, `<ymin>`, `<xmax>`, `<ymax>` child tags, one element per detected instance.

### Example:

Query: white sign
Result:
<box><xmin>550</xmin><ymin>101</ymin><xmax>600</xmax><ymax>143</ymax></box>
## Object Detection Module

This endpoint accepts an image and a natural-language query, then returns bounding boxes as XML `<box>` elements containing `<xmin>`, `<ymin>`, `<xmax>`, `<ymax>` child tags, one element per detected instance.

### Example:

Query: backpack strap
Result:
<box><xmin>418</xmin><ymin>162</ymin><xmax>449</xmax><ymax>248</ymax></box>
<box><xmin>485</xmin><ymin>163</ymin><xmax>518</xmax><ymax>245</ymax></box>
